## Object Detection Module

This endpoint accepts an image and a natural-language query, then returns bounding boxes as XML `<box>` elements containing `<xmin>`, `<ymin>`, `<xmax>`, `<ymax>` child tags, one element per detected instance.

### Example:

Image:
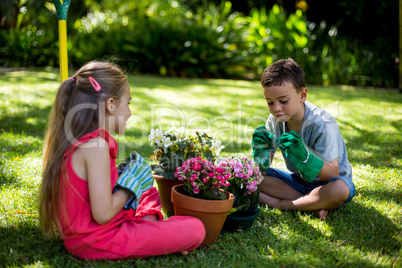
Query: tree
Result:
<box><xmin>0</xmin><ymin>0</ymin><xmax>20</xmax><ymax>29</ymax></box>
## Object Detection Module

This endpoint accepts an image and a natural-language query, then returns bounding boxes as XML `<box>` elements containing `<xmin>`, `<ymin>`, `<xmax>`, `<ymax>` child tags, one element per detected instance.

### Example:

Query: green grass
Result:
<box><xmin>0</xmin><ymin>69</ymin><xmax>401</xmax><ymax>267</ymax></box>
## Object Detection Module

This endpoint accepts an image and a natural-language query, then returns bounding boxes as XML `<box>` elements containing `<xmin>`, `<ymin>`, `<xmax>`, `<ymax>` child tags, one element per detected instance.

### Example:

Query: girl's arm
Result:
<box><xmin>317</xmin><ymin>158</ymin><xmax>339</xmax><ymax>182</ymax></box>
<box><xmin>84</xmin><ymin>137</ymin><xmax>131</xmax><ymax>225</ymax></box>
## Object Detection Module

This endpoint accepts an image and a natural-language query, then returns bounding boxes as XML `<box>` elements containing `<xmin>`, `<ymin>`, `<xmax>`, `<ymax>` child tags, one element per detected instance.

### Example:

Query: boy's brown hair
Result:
<box><xmin>261</xmin><ymin>58</ymin><xmax>305</xmax><ymax>93</ymax></box>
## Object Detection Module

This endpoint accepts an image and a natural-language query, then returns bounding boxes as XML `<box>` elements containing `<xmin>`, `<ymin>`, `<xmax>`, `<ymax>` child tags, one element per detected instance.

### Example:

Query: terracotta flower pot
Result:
<box><xmin>171</xmin><ymin>184</ymin><xmax>234</xmax><ymax>246</ymax></box>
<box><xmin>153</xmin><ymin>175</ymin><xmax>183</xmax><ymax>217</ymax></box>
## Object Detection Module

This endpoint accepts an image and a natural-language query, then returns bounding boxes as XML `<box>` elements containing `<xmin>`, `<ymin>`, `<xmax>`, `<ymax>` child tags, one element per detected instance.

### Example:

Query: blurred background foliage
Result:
<box><xmin>0</xmin><ymin>0</ymin><xmax>398</xmax><ymax>87</ymax></box>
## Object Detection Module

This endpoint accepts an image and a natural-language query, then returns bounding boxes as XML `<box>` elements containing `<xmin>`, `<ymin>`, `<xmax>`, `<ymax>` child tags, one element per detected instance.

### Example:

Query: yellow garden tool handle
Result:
<box><xmin>53</xmin><ymin>0</ymin><xmax>71</xmax><ymax>82</ymax></box>
<box><xmin>58</xmin><ymin>20</ymin><xmax>68</xmax><ymax>82</ymax></box>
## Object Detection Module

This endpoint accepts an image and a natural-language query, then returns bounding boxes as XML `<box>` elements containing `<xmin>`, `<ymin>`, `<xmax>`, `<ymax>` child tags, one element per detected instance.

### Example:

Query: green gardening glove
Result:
<box><xmin>279</xmin><ymin>131</ymin><xmax>324</xmax><ymax>182</ymax></box>
<box><xmin>114</xmin><ymin>152</ymin><xmax>154</xmax><ymax>210</ymax></box>
<box><xmin>252</xmin><ymin>126</ymin><xmax>278</xmax><ymax>172</ymax></box>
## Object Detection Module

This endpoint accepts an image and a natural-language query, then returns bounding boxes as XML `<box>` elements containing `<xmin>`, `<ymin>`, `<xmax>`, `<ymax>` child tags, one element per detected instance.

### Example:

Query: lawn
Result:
<box><xmin>0</xmin><ymin>69</ymin><xmax>401</xmax><ymax>267</ymax></box>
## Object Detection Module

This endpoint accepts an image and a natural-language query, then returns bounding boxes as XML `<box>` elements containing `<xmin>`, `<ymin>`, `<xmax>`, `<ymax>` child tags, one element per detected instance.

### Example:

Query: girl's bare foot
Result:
<box><xmin>180</xmin><ymin>251</ymin><xmax>189</xmax><ymax>256</ymax></box>
<box><xmin>315</xmin><ymin>209</ymin><xmax>329</xmax><ymax>221</ymax></box>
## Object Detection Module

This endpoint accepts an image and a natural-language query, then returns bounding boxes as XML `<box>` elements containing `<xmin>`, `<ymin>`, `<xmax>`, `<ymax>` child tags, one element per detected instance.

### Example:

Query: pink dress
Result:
<box><xmin>58</xmin><ymin>129</ymin><xmax>205</xmax><ymax>260</ymax></box>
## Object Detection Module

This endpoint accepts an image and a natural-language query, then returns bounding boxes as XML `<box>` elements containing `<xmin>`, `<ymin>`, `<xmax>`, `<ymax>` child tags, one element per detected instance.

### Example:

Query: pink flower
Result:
<box><xmin>217</xmin><ymin>153</ymin><xmax>264</xmax><ymax>195</ymax></box>
<box><xmin>192</xmin><ymin>162</ymin><xmax>201</xmax><ymax>171</ymax></box>
<box><xmin>216</xmin><ymin>167</ymin><xmax>225</xmax><ymax>174</ymax></box>
<box><xmin>174</xmin><ymin>157</ymin><xmax>232</xmax><ymax>196</ymax></box>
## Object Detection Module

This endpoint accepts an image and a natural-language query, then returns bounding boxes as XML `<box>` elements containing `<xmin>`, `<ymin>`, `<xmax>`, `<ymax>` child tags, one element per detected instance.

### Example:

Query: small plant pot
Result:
<box><xmin>222</xmin><ymin>205</ymin><xmax>261</xmax><ymax>232</ymax></box>
<box><xmin>171</xmin><ymin>184</ymin><xmax>234</xmax><ymax>246</ymax></box>
<box><xmin>153</xmin><ymin>175</ymin><xmax>183</xmax><ymax>217</ymax></box>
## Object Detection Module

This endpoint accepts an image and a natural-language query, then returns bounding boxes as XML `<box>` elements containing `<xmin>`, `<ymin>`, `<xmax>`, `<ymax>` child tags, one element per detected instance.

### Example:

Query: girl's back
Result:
<box><xmin>39</xmin><ymin>61</ymin><xmax>205</xmax><ymax>260</ymax></box>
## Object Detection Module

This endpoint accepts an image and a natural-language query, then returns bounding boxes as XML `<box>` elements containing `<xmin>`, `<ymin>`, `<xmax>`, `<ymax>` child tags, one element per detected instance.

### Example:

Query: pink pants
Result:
<box><xmin>65</xmin><ymin>187</ymin><xmax>206</xmax><ymax>260</ymax></box>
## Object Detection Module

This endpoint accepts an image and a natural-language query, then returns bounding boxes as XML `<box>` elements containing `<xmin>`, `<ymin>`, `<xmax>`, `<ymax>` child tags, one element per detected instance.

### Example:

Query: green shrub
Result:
<box><xmin>244</xmin><ymin>5</ymin><xmax>308</xmax><ymax>76</ymax></box>
<box><xmin>0</xmin><ymin>26</ymin><xmax>58</xmax><ymax>68</ymax></box>
<box><xmin>0</xmin><ymin>0</ymin><xmax>397</xmax><ymax>87</ymax></box>
<box><xmin>122</xmin><ymin>1</ymin><xmax>246</xmax><ymax>78</ymax></box>
<box><xmin>241</xmin><ymin>5</ymin><xmax>397</xmax><ymax>87</ymax></box>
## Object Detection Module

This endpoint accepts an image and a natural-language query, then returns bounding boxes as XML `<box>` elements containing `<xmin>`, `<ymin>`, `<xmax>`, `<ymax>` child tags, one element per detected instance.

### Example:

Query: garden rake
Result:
<box><xmin>53</xmin><ymin>0</ymin><xmax>71</xmax><ymax>82</ymax></box>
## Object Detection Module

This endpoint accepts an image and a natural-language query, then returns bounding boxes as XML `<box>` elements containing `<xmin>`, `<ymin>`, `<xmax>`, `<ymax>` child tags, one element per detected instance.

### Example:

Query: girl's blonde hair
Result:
<box><xmin>39</xmin><ymin>61</ymin><xmax>128</xmax><ymax>237</ymax></box>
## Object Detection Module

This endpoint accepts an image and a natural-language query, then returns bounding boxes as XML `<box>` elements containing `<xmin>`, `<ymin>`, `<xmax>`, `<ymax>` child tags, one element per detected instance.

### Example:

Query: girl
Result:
<box><xmin>39</xmin><ymin>61</ymin><xmax>205</xmax><ymax>260</ymax></box>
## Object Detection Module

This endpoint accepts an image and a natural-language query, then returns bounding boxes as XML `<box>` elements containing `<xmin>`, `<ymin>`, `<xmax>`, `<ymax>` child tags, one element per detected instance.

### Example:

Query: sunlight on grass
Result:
<box><xmin>0</xmin><ymin>70</ymin><xmax>401</xmax><ymax>267</ymax></box>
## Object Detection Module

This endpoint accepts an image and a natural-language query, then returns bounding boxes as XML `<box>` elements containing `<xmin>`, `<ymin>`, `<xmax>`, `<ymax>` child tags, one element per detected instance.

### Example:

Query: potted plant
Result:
<box><xmin>149</xmin><ymin>125</ymin><xmax>224</xmax><ymax>217</ymax></box>
<box><xmin>172</xmin><ymin>157</ymin><xmax>234</xmax><ymax>246</ymax></box>
<box><xmin>217</xmin><ymin>153</ymin><xmax>264</xmax><ymax>231</ymax></box>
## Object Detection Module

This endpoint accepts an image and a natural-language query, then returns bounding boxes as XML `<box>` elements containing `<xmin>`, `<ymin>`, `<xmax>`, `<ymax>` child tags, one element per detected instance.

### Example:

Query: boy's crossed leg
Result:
<box><xmin>259</xmin><ymin>175</ymin><xmax>350</xmax><ymax>221</ymax></box>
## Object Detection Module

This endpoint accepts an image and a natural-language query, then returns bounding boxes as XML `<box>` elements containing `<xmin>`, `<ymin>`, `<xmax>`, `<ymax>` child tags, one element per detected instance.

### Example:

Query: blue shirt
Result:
<box><xmin>266</xmin><ymin>101</ymin><xmax>353</xmax><ymax>182</ymax></box>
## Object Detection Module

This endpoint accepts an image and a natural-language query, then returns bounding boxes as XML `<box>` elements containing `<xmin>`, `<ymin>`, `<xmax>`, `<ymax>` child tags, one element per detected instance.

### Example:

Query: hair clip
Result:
<box><xmin>89</xmin><ymin>76</ymin><xmax>101</xmax><ymax>91</ymax></box>
<box><xmin>71</xmin><ymin>77</ymin><xmax>75</xmax><ymax>82</ymax></box>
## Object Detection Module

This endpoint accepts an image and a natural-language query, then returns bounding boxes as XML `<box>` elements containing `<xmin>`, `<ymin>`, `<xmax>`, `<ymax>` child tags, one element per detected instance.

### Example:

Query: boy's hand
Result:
<box><xmin>114</xmin><ymin>152</ymin><xmax>154</xmax><ymax>210</ymax></box>
<box><xmin>279</xmin><ymin>131</ymin><xmax>324</xmax><ymax>182</ymax></box>
<box><xmin>252</xmin><ymin>126</ymin><xmax>278</xmax><ymax>172</ymax></box>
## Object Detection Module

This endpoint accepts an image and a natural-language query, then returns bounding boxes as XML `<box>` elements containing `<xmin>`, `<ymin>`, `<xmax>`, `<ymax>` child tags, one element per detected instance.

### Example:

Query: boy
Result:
<box><xmin>253</xmin><ymin>58</ymin><xmax>355</xmax><ymax>220</ymax></box>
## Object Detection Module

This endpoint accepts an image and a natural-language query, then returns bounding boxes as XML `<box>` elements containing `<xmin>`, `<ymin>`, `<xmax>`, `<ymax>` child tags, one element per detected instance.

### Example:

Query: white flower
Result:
<box><xmin>163</xmin><ymin>136</ymin><xmax>173</xmax><ymax>148</ymax></box>
<box><xmin>178</xmin><ymin>126</ymin><xmax>185</xmax><ymax>135</ymax></box>
<box><xmin>149</xmin><ymin>129</ymin><xmax>155</xmax><ymax>142</ymax></box>
<box><xmin>214</xmin><ymin>139</ymin><xmax>222</xmax><ymax>148</ymax></box>
<box><xmin>154</xmin><ymin>127</ymin><xmax>164</xmax><ymax>145</ymax></box>
<box><xmin>212</xmin><ymin>139</ymin><xmax>224</xmax><ymax>155</ymax></box>
<box><xmin>166</xmin><ymin>125</ymin><xmax>177</xmax><ymax>134</ymax></box>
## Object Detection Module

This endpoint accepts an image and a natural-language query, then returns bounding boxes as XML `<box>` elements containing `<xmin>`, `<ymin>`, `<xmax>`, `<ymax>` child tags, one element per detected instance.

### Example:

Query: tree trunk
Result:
<box><xmin>0</xmin><ymin>0</ymin><xmax>20</xmax><ymax>29</ymax></box>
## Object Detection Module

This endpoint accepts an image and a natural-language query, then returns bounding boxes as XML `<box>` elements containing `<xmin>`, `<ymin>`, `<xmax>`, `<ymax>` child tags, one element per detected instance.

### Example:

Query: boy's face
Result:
<box><xmin>262</xmin><ymin>81</ymin><xmax>307</xmax><ymax>123</ymax></box>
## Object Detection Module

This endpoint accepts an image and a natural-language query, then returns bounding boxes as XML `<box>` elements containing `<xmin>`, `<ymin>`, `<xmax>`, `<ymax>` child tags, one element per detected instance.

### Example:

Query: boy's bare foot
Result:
<box><xmin>260</xmin><ymin>194</ymin><xmax>281</xmax><ymax>209</ymax></box>
<box><xmin>180</xmin><ymin>251</ymin><xmax>189</xmax><ymax>256</ymax></box>
<box><xmin>315</xmin><ymin>209</ymin><xmax>329</xmax><ymax>221</ymax></box>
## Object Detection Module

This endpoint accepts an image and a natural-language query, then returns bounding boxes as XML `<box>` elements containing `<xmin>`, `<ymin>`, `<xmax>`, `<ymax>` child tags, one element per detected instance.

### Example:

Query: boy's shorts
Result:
<box><xmin>266</xmin><ymin>168</ymin><xmax>356</xmax><ymax>205</ymax></box>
